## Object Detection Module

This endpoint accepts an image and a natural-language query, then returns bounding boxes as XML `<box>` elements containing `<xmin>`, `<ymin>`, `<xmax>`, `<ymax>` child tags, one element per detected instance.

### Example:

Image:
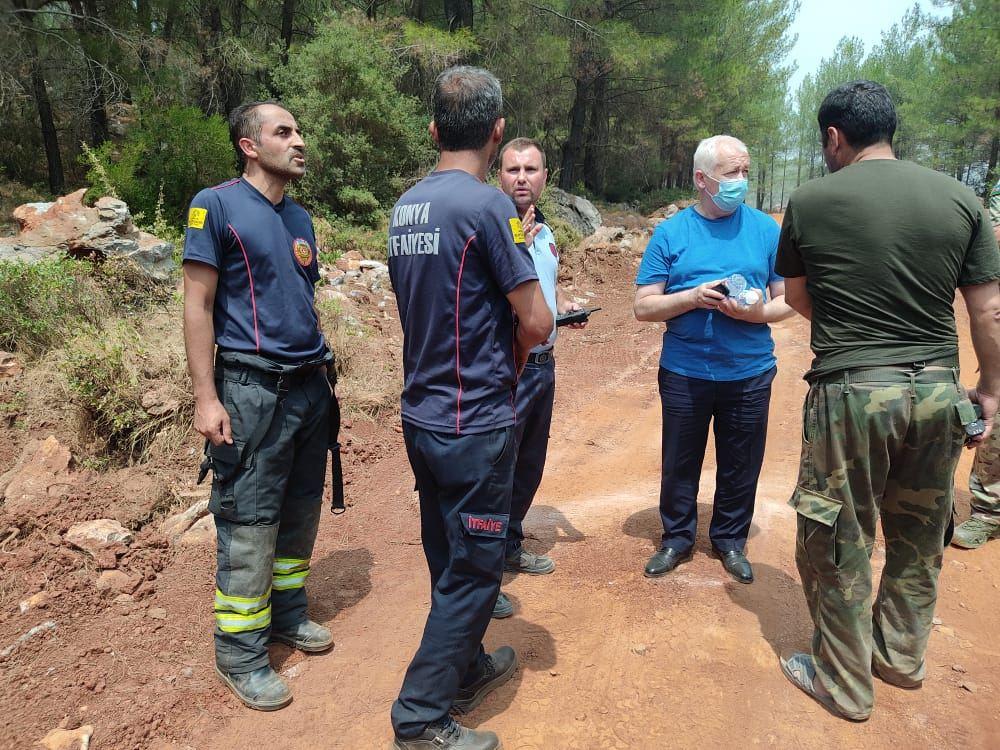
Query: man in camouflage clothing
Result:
<box><xmin>776</xmin><ymin>82</ymin><xmax>1000</xmax><ymax>721</ymax></box>
<box><xmin>954</xmin><ymin>176</ymin><xmax>1000</xmax><ymax>549</ymax></box>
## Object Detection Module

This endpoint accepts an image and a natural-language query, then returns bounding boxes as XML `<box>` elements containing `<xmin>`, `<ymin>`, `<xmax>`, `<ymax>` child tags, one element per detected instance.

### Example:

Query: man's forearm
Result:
<box><xmin>184</xmin><ymin>305</ymin><xmax>219</xmax><ymax>403</ymax></box>
<box><xmin>762</xmin><ymin>295</ymin><xmax>796</xmax><ymax>323</ymax></box>
<box><xmin>635</xmin><ymin>288</ymin><xmax>696</xmax><ymax>322</ymax></box>
<box><xmin>970</xmin><ymin>308</ymin><xmax>1000</xmax><ymax>397</ymax></box>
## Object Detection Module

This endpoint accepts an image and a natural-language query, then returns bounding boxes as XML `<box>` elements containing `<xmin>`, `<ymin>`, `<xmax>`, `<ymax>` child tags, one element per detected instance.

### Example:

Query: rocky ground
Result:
<box><xmin>1</xmin><ymin>209</ymin><xmax>998</xmax><ymax>750</ymax></box>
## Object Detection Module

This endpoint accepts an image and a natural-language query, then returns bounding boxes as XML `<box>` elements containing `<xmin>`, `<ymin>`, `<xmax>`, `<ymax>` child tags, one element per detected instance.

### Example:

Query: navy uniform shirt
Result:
<box><xmin>183</xmin><ymin>177</ymin><xmax>327</xmax><ymax>363</ymax></box>
<box><xmin>388</xmin><ymin>170</ymin><xmax>538</xmax><ymax>435</ymax></box>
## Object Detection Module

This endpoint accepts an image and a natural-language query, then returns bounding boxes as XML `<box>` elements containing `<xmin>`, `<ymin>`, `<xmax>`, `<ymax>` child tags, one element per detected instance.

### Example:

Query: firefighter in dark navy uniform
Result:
<box><xmin>387</xmin><ymin>67</ymin><xmax>553</xmax><ymax>750</ymax></box>
<box><xmin>182</xmin><ymin>101</ymin><xmax>336</xmax><ymax>711</ymax></box>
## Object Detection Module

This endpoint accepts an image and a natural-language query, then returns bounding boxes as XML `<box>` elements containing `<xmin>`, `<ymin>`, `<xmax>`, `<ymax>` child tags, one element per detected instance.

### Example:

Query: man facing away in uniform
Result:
<box><xmin>387</xmin><ymin>67</ymin><xmax>553</xmax><ymax>750</ymax></box>
<box><xmin>183</xmin><ymin>101</ymin><xmax>336</xmax><ymax>711</ymax></box>
<box><xmin>491</xmin><ymin>137</ymin><xmax>587</xmax><ymax>619</ymax></box>
<box><xmin>634</xmin><ymin>135</ymin><xmax>794</xmax><ymax>584</ymax></box>
<box><xmin>776</xmin><ymin>80</ymin><xmax>1000</xmax><ymax>721</ymax></box>
<box><xmin>954</xmin><ymin>176</ymin><xmax>1000</xmax><ymax>550</ymax></box>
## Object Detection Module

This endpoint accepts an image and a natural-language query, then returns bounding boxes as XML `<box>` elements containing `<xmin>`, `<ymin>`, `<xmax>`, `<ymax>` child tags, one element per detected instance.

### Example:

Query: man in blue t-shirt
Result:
<box><xmin>388</xmin><ymin>68</ymin><xmax>552</xmax><ymax>750</ymax></box>
<box><xmin>634</xmin><ymin>134</ymin><xmax>794</xmax><ymax>584</ymax></box>
<box><xmin>183</xmin><ymin>101</ymin><xmax>336</xmax><ymax>712</ymax></box>
<box><xmin>489</xmin><ymin>137</ymin><xmax>587</xmax><ymax>620</ymax></box>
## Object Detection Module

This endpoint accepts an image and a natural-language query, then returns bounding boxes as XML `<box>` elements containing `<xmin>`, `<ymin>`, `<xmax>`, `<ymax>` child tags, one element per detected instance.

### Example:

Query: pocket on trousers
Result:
<box><xmin>208</xmin><ymin>440</ymin><xmax>253</xmax><ymax>521</ymax></box>
<box><xmin>455</xmin><ymin>512</ymin><xmax>510</xmax><ymax>577</ymax></box>
<box><xmin>488</xmin><ymin>426</ymin><xmax>514</xmax><ymax>467</ymax></box>
<box><xmin>791</xmin><ymin>488</ymin><xmax>842</xmax><ymax>571</ymax></box>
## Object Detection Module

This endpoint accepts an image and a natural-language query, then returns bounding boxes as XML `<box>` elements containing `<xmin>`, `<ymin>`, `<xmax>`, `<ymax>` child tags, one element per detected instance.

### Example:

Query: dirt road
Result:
<box><xmin>191</xmin><ymin>278</ymin><xmax>1000</xmax><ymax>749</ymax></box>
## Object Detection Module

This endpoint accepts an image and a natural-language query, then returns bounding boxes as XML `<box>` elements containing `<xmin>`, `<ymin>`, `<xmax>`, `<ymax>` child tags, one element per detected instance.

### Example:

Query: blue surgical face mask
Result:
<box><xmin>705</xmin><ymin>173</ymin><xmax>748</xmax><ymax>212</ymax></box>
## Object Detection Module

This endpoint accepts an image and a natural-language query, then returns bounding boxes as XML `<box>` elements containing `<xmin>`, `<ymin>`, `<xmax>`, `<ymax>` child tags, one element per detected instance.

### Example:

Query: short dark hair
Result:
<box><xmin>818</xmin><ymin>80</ymin><xmax>896</xmax><ymax>150</ymax></box>
<box><xmin>228</xmin><ymin>100</ymin><xmax>285</xmax><ymax>171</ymax></box>
<box><xmin>432</xmin><ymin>66</ymin><xmax>502</xmax><ymax>152</ymax></box>
<box><xmin>499</xmin><ymin>137</ymin><xmax>546</xmax><ymax>170</ymax></box>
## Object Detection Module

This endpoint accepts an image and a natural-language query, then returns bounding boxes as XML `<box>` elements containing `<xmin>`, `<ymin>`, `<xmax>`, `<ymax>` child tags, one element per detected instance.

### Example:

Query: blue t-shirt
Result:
<box><xmin>182</xmin><ymin>178</ymin><xmax>326</xmax><ymax>363</ymax></box>
<box><xmin>636</xmin><ymin>204</ymin><xmax>781</xmax><ymax>381</ymax></box>
<box><xmin>388</xmin><ymin>170</ymin><xmax>538</xmax><ymax>435</ymax></box>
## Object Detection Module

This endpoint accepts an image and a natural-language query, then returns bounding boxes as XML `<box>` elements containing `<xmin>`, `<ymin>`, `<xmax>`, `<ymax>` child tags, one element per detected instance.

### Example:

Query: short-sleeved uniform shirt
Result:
<box><xmin>388</xmin><ymin>170</ymin><xmax>538</xmax><ymax>435</ymax></box>
<box><xmin>183</xmin><ymin>177</ymin><xmax>326</xmax><ymax>363</ymax></box>
<box><xmin>528</xmin><ymin>206</ymin><xmax>559</xmax><ymax>352</ymax></box>
<box><xmin>636</xmin><ymin>203</ymin><xmax>781</xmax><ymax>381</ymax></box>
<box><xmin>776</xmin><ymin>159</ymin><xmax>1000</xmax><ymax>380</ymax></box>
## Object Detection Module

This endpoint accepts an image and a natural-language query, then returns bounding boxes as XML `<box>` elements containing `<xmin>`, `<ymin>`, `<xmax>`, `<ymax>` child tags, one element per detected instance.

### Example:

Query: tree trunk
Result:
<box><xmin>755</xmin><ymin>163</ymin><xmax>766</xmax><ymax>210</ymax></box>
<box><xmin>281</xmin><ymin>0</ymin><xmax>295</xmax><ymax>64</ymax></box>
<box><xmin>583</xmin><ymin>75</ymin><xmax>608</xmax><ymax>196</ymax></box>
<box><xmin>983</xmin><ymin>116</ymin><xmax>999</xmax><ymax>198</ymax></box>
<box><xmin>22</xmin><ymin>28</ymin><xmax>64</xmax><ymax>195</ymax></box>
<box><xmin>444</xmin><ymin>0</ymin><xmax>473</xmax><ymax>31</ymax></box>
<box><xmin>69</xmin><ymin>0</ymin><xmax>111</xmax><ymax>146</ymax></box>
<box><xmin>408</xmin><ymin>0</ymin><xmax>426</xmax><ymax>20</ymax></box>
<box><xmin>559</xmin><ymin>76</ymin><xmax>590</xmax><ymax>190</ymax></box>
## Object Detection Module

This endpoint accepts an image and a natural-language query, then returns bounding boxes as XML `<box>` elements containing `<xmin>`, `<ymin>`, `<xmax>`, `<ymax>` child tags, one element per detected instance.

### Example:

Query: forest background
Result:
<box><xmin>0</xmin><ymin>0</ymin><xmax>997</xmax><ymax>242</ymax></box>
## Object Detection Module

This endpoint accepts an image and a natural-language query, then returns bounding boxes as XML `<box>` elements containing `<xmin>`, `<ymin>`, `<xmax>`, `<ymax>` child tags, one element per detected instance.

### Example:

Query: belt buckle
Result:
<box><xmin>536</xmin><ymin>351</ymin><xmax>551</xmax><ymax>365</ymax></box>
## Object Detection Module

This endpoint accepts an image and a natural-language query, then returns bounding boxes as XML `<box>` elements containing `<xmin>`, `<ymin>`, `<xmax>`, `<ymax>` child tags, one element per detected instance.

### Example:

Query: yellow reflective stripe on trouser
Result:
<box><xmin>214</xmin><ymin>587</ymin><xmax>271</xmax><ymax>633</ymax></box>
<box><xmin>272</xmin><ymin>557</ymin><xmax>310</xmax><ymax>591</ymax></box>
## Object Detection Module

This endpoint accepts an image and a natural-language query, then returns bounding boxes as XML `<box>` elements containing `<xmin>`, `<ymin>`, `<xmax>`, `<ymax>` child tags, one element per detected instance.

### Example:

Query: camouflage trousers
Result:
<box><xmin>969</xmin><ymin>426</ymin><xmax>1000</xmax><ymax>520</ymax></box>
<box><xmin>790</xmin><ymin>366</ymin><xmax>967</xmax><ymax>719</ymax></box>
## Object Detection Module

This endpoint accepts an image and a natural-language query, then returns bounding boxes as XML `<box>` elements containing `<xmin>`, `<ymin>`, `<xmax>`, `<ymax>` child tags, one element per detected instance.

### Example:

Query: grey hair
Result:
<box><xmin>433</xmin><ymin>66</ymin><xmax>503</xmax><ymax>152</ymax></box>
<box><xmin>692</xmin><ymin>135</ymin><xmax>748</xmax><ymax>180</ymax></box>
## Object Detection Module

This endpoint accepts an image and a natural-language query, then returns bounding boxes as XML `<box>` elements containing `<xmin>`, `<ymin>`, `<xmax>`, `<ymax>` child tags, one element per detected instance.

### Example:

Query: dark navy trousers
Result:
<box><xmin>657</xmin><ymin>365</ymin><xmax>775</xmax><ymax>554</ymax></box>
<box><xmin>507</xmin><ymin>357</ymin><xmax>556</xmax><ymax>557</ymax></box>
<box><xmin>392</xmin><ymin>423</ymin><xmax>516</xmax><ymax>739</ymax></box>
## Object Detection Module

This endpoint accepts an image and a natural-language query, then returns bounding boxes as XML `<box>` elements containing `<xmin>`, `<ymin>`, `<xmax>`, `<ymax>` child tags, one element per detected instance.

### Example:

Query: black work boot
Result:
<box><xmin>393</xmin><ymin>718</ymin><xmax>500</xmax><ymax>749</ymax></box>
<box><xmin>215</xmin><ymin>665</ymin><xmax>292</xmax><ymax>711</ymax></box>
<box><xmin>453</xmin><ymin>646</ymin><xmax>517</xmax><ymax>713</ymax></box>
<box><xmin>270</xmin><ymin>619</ymin><xmax>334</xmax><ymax>652</ymax></box>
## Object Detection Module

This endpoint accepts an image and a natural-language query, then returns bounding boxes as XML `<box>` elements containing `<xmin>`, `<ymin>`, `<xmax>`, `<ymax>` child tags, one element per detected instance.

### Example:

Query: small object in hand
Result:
<box><xmin>724</xmin><ymin>273</ymin><xmax>748</xmax><ymax>298</ymax></box>
<box><xmin>735</xmin><ymin>289</ymin><xmax>760</xmax><ymax>308</ymax></box>
<box><xmin>710</xmin><ymin>281</ymin><xmax>729</xmax><ymax>295</ymax></box>
<box><xmin>556</xmin><ymin>307</ymin><xmax>601</xmax><ymax>327</ymax></box>
<box><xmin>965</xmin><ymin>404</ymin><xmax>985</xmax><ymax>444</ymax></box>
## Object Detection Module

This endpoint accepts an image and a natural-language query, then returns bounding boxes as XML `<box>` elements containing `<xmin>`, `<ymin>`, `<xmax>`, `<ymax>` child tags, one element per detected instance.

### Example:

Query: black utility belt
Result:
<box><xmin>815</xmin><ymin>356</ymin><xmax>959</xmax><ymax>386</ymax></box>
<box><xmin>217</xmin><ymin>363</ymin><xmax>323</xmax><ymax>392</ymax></box>
<box><xmin>527</xmin><ymin>350</ymin><xmax>554</xmax><ymax>365</ymax></box>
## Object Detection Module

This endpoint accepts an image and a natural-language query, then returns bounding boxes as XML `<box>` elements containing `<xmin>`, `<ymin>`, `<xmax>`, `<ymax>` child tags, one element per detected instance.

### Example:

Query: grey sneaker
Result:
<box><xmin>215</xmin><ymin>665</ymin><xmax>292</xmax><ymax>711</ymax></box>
<box><xmin>393</xmin><ymin>718</ymin><xmax>500</xmax><ymax>750</ymax></box>
<box><xmin>504</xmin><ymin>549</ymin><xmax>555</xmax><ymax>575</ymax></box>
<box><xmin>270</xmin><ymin>619</ymin><xmax>334</xmax><ymax>653</ymax></box>
<box><xmin>951</xmin><ymin>517</ymin><xmax>1000</xmax><ymax>549</ymax></box>
<box><xmin>491</xmin><ymin>591</ymin><xmax>513</xmax><ymax>619</ymax></box>
<box><xmin>453</xmin><ymin>646</ymin><xmax>517</xmax><ymax>713</ymax></box>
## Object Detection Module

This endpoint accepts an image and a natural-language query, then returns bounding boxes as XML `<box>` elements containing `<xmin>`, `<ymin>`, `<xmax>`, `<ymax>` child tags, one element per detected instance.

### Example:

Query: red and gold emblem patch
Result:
<box><xmin>292</xmin><ymin>238</ymin><xmax>313</xmax><ymax>267</ymax></box>
<box><xmin>549</xmin><ymin>242</ymin><xmax>558</xmax><ymax>258</ymax></box>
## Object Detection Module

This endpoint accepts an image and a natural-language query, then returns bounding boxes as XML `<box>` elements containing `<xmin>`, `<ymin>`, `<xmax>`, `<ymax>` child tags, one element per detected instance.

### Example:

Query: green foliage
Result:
<box><xmin>633</xmin><ymin>188</ymin><xmax>696</xmax><ymax>217</ymax></box>
<box><xmin>61</xmin><ymin>322</ymin><xmax>163</xmax><ymax>462</ymax></box>
<box><xmin>84</xmin><ymin>105</ymin><xmax>233</xmax><ymax>226</ymax></box>
<box><xmin>276</xmin><ymin>15</ymin><xmax>434</xmax><ymax>226</ymax></box>
<box><xmin>0</xmin><ymin>257</ymin><xmax>97</xmax><ymax>358</ymax></box>
<box><xmin>314</xmin><ymin>215</ymin><xmax>388</xmax><ymax>263</ymax></box>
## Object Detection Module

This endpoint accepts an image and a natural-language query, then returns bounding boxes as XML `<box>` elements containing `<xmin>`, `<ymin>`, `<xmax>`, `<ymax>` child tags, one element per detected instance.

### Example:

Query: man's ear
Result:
<box><xmin>492</xmin><ymin>117</ymin><xmax>506</xmax><ymax>144</ymax></box>
<box><xmin>238</xmin><ymin>137</ymin><xmax>258</xmax><ymax>164</ymax></box>
<box><xmin>825</xmin><ymin>126</ymin><xmax>840</xmax><ymax>153</ymax></box>
<box><xmin>429</xmin><ymin>120</ymin><xmax>440</xmax><ymax>146</ymax></box>
<box><xmin>693</xmin><ymin>169</ymin><xmax>707</xmax><ymax>191</ymax></box>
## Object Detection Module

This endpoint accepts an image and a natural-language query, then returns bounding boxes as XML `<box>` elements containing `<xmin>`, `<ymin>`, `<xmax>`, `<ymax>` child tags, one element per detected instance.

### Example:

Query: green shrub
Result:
<box><xmin>61</xmin><ymin>322</ymin><xmax>172</xmax><ymax>462</ymax></box>
<box><xmin>0</xmin><ymin>257</ymin><xmax>98</xmax><ymax>358</ymax></box>
<box><xmin>314</xmin><ymin>215</ymin><xmax>388</xmax><ymax>263</ymax></box>
<box><xmin>633</xmin><ymin>187</ymin><xmax>695</xmax><ymax>216</ymax></box>
<box><xmin>276</xmin><ymin>14</ymin><xmax>434</xmax><ymax>226</ymax></box>
<box><xmin>84</xmin><ymin>104</ymin><xmax>233</xmax><ymax>227</ymax></box>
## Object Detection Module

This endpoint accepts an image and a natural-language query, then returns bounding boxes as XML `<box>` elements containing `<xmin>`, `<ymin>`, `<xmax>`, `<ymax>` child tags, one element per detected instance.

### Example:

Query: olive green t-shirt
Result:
<box><xmin>776</xmin><ymin>159</ymin><xmax>1000</xmax><ymax>380</ymax></box>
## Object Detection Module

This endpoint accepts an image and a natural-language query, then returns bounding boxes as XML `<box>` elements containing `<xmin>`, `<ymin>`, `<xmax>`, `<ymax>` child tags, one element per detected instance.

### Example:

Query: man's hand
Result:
<box><xmin>718</xmin><ymin>289</ymin><xmax>766</xmax><ymax>323</ymax></box>
<box><xmin>195</xmin><ymin>397</ymin><xmax>232</xmax><ymax>446</ymax></box>
<box><xmin>522</xmin><ymin>204</ymin><xmax>543</xmax><ymax>245</ymax></box>
<box><xmin>557</xmin><ymin>299</ymin><xmax>587</xmax><ymax>329</ymax></box>
<box><xmin>968</xmin><ymin>387</ymin><xmax>998</xmax><ymax>447</ymax></box>
<box><xmin>689</xmin><ymin>280</ymin><xmax>727</xmax><ymax>310</ymax></box>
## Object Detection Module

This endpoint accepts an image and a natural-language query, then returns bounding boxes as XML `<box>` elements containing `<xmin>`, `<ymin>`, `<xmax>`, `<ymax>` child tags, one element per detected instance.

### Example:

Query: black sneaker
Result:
<box><xmin>453</xmin><ymin>646</ymin><xmax>517</xmax><ymax>714</ymax></box>
<box><xmin>393</xmin><ymin>718</ymin><xmax>500</xmax><ymax>749</ymax></box>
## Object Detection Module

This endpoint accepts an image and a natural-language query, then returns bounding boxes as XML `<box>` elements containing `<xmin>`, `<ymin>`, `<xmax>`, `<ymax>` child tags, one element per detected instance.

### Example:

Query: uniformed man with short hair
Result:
<box><xmin>777</xmin><ymin>80</ymin><xmax>1000</xmax><ymax>721</ymax></box>
<box><xmin>183</xmin><ymin>100</ymin><xmax>335</xmax><ymax>711</ymax></box>
<box><xmin>388</xmin><ymin>67</ymin><xmax>553</xmax><ymax>750</ymax></box>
